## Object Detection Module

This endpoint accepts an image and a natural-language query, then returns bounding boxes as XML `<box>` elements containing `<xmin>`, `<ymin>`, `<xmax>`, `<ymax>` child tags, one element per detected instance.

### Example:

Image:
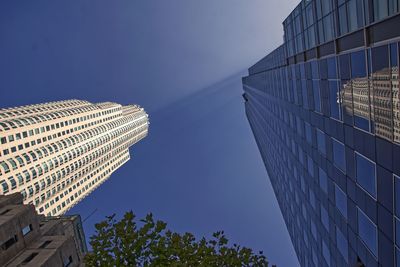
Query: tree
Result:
<box><xmin>84</xmin><ymin>211</ymin><xmax>269</xmax><ymax>267</ymax></box>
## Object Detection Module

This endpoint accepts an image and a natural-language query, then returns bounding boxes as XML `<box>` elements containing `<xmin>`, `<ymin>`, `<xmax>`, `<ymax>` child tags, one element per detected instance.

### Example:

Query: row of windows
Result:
<box><xmin>37</xmin><ymin>144</ymin><xmax>131</xmax><ymax>210</ymax></box>
<box><xmin>0</xmin><ymin>114</ymin><xmax>147</xmax><ymax>177</ymax></box>
<box><xmin>0</xmin><ymin>104</ymin><xmax>100</xmax><ymax>131</ymax></box>
<box><xmin>283</xmin><ymin>0</ymin><xmax>400</xmax><ymax>57</ymax></box>
<box><xmin>0</xmin><ymin>109</ymin><xmax>142</xmax><ymax>160</ymax></box>
<box><xmin>44</xmin><ymin>151</ymin><xmax>130</xmax><ymax>216</ymax></box>
<box><xmin>244</xmin><ymin>53</ymin><xmax>400</xmax><ymax>266</ymax></box>
<box><xmin>0</xmin><ymin>99</ymin><xmax>89</xmax><ymax>119</ymax></box>
<box><xmin>245</xmin><ymin>42</ymin><xmax>400</xmax><ymax>145</ymax></box>
<box><xmin>0</xmin><ymin>120</ymin><xmax>147</xmax><ymax>196</ymax></box>
<box><xmin>246</xmin><ymin>88</ymin><xmax>382</xmax><ymax>265</ymax></box>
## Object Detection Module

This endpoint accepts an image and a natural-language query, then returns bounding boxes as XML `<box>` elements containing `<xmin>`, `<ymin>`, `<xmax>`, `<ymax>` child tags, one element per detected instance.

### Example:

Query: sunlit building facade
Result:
<box><xmin>0</xmin><ymin>100</ymin><xmax>148</xmax><ymax>216</ymax></box>
<box><xmin>243</xmin><ymin>1</ymin><xmax>400</xmax><ymax>266</ymax></box>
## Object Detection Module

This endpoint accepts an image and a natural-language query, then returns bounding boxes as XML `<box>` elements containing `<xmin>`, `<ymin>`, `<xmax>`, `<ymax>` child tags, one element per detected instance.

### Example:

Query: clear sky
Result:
<box><xmin>0</xmin><ymin>1</ymin><xmax>299</xmax><ymax>266</ymax></box>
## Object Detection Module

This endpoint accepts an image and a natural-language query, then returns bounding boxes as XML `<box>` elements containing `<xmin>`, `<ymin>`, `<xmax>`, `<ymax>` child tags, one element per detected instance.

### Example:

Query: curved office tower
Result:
<box><xmin>0</xmin><ymin>100</ymin><xmax>149</xmax><ymax>216</ymax></box>
<box><xmin>243</xmin><ymin>1</ymin><xmax>400</xmax><ymax>266</ymax></box>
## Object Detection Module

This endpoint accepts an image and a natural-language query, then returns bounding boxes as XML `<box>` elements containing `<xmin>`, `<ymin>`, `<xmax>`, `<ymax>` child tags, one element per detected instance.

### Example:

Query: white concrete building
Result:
<box><xmin>0</xmin><ymin>100</ymin><xmax>148</xmax><ymax>216</ymax></box>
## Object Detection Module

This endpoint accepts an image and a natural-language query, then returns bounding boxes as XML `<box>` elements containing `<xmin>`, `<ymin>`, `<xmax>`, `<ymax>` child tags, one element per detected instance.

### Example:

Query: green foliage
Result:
<box><xmin>85</xmin><ymin>211</ymin><xmax>269</xmax><ymax>267</ymax></box>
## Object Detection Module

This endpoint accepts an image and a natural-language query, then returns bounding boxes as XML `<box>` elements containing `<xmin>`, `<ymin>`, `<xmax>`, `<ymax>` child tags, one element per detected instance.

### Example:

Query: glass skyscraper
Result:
<box><xmin>243</xmin><ymin>1</ymin><xmax>400</xmax><ymax>266</ymax></box>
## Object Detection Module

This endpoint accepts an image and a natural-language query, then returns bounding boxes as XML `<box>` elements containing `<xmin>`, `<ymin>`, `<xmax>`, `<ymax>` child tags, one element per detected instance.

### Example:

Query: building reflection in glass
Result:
<box><xmin>339</xmin><ymin>44</ymin><xmax>399</xmax><ymax>143</ymax></box>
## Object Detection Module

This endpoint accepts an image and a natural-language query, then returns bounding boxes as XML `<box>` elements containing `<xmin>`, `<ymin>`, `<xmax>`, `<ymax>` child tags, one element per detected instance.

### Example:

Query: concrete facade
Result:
<box><xmin>0</xmin><ymin>193</ymin><xmax>87</xmax><ymax>266</ymax></box>
<box><xmin>0</xmin><ymin>99</ymin><xmax>149</xmax><ymax>216</ymax></box>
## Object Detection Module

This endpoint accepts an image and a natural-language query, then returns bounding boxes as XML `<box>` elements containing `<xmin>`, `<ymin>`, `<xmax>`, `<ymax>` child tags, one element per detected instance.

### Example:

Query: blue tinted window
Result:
<box><xmin>319</xmin><ymin>59</ymin><xmax>328</xmax><ymax>79</ymax></box>
<box><xmin>332</xmin><ymin>139</ymin><xmax>346</xmax><ymax>172</ymax></box>
<box><xmin>311</xmin><ymin>220</ymin><xmax>317</xmax><ymax>240</ymax></box>
<box><xmin>302</xmin><ymin>80</ymin><xmax>309</xmax><ymax>109</ymax></box>
<box><xmin>300</xmin><ymin>63</ymin><xmax>306</xmax><ymax>79</ymax></box>
<box><xmin>338</xmin><ymin>4</ymin><xmax>348</xmax><ymax>35</ymax></box>
<box><xmin>317</xmin><ymin>129</ymin><xmax>326</xmax><ymax>155</ymax></box>
<box><xmin>335</xmin><ymin>184</ymin><xmax>347</xmax><ymax>219</ymax></box>
<box><xmin>329</xmin><ymin>81</ymin><xmax>341</xmax><ymax>120</ymax></box>
<box><xmin>354</xmin><ymin>114</ymin><xmax>370</xmax><ymax>132</ymax></box>
<box><xmin>322</xmin><ymin>240</ymin><xmax>331</xmax><ymax>266</ymax></box>
<box><xmin>296</xmin><ymin>117</ymin><xmax>303</xmax><ymax>136</ymax></box>
<box><xmin>371</xmin><ymin>45</ymin><xmax>389</xmax><ymax>72</ymax></box>
<box><xmin>321</xmin><ymin>205</ymin><xmax>329</xmax><ymax>231</ymax></box>
<box><xmin>324</xmin><ymin>14</ymin><xmax>334</xmax><ymax>41</ymax></box>
<box><xmin>299</xmin><ymin>147</ymin><xmax>305</xmax><ymax>165</ymax></box>
<box><xmin>305</xmin><ymin>122</ymin><xmax>312</xmax><ymax>144</ymax></box>
<box><xmin>397</xmin><ymin>247</ymin><xmax>400</xmax><ymax>267</ymax></box>
<box><xmin>396</xmin><ymin>217</ymin><xmax>400</xmax><ymax>247</ymax></box>
<box><xmin>310</xmin><ymin>189</ymin><xmax>316</xmax><ymax>210</ymax></box>
<box><xmin>391</xmin><ymin>43</ymin><xmax>398</xmax><ymax>67</ymax></box>
<box><xmin>308</xmin><ymin>156</ymin><xmax>314</xmax><ymax>177</ymax></box>
<box><xmin>312</xmin><ymin>248</ymin><xmax>319</xmax><ymax>266</ymax></box>
<box><xmin>358</xmin><ymin>208</ymin><xmax>378</xmax><ymax>257</ymax></box>
<box><xmin>327</xmin><ymin>57</ymin><xmax>337</xmax><ymax>79</ymax></box>
<box><xmin>351</xmin><ymin>50</ymin><xmax>367</xmax><ymax>78</ymax></box>
<box><xmin>319</xmin><ymin>167</ymin><xmax>328</xmax><ymax>194</ymax></box>
<box><xmin>311</xmin><ymin>61</ymin><xmax>319</xmax><ymax>79</ymax></box>
<box><xmin>313</xmin><ymin>81</ymin><xmax>321</xmax><ymax>112</ymax></box>
<box><xmin>303</xmin><ymin>229</ymin><xmax>309</xmax><ymax>248</ymax></box>
<box><xmin>373</xmin><ymin>0</ymin><xmax>389</xmax><ymax>21</ymax></box>
<box><xmin>396</xmin><ymin>175</ymin><xmax>400</xmax><ymax>217</ymax></box>
<box><xmin>339</xmin><ymin>54</ymin><xmax>351</xmax><ymax>80</ymax></box>
<box><xmin>355</xmin><ymin>153</ymin><xmax>376</xmax><ymax>198</ymax></box>
<box><xmin>336</xmin><ymin>227</ymin><xmax>348</xmax><ymax>262</ymax></box>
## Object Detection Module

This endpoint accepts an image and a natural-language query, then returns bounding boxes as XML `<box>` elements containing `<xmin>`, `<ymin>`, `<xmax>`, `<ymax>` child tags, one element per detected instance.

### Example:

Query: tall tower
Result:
<box><xmin>243</xmin><ymin>1</ymin><xmax>400</xmax><ymax>266</ymax></box>
<box><xmin>0</xmin><ymin>100</ymin><xmax>148</xmax><ymax>216</ymax></box>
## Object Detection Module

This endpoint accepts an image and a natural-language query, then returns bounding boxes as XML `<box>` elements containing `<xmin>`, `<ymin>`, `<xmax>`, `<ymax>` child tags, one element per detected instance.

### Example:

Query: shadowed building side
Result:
<box><xmin>0</xmin><ymin>193</ymin><xmax>87</xmax><ymax>266</ymax></box>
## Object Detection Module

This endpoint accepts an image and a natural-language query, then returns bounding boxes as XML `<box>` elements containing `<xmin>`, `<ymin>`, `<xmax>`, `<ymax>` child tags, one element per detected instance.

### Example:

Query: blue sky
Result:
<box><xmin>0</xmin><ymin>1</ymin><xmax>299</xmax><ymax>265</ymax></box>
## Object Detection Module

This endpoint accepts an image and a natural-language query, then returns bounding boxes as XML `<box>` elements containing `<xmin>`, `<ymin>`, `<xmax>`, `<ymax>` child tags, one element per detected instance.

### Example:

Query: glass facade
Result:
<box><xmin>243</xmin><ymin>1</ymin><xmax>400</xmax><ymax>266</ymax></box>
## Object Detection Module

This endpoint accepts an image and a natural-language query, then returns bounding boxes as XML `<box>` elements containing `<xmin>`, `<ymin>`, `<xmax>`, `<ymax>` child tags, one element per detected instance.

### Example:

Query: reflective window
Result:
<box><xmin>319</xmin><ymin>59</ymin><xmax>328</xmax><ymax>79</ymax></box>
<box><xmin>319</xmin><ymin>167</ymin><xmax>328</xmax><ymax>194</ymax></box>
<box><xmin>329</xmin><ymin>81</ymin><xmax>342</xmax><ymax>120</ymax></box>
<box><xmin>355</xmin><ymin>152</ymin><xmax>376</xmax><ymax>198</ymax></box>
<box><xmin>396</xmin><ymin>217</ymin><xmax>400</xmax><ymax>247</ymax></box>
<box><xmin>322</xmin><ymin>240</ymin><xmax>331</xmax><ymax>266</ymax></box>
<box><xmin>321</xmin><ymin>205</ymin><xmax>329</xmax><ymax>231</ymax></box>
<box><xmin>389</xmin><ymin>0</ymin><xmax>400</xmax><ymax>15</ymax></box>
<box><xmin>332</xmin><ymin>138</ymin><xmax>346</xmax><ymax>172</ymax></box>
<box><xmin>373</xmin><ymin>0</ymin><xmax>389</xmax><ymax>21</ymax></box>
<box><xmin>351</xmin><ymin>50</ymin><xmax>367</xmax><ymax>78</ymax></box>
<box><xmin>313</xmin><ymin>81</ymin><xmax>321</xmax><ymax>112</ymax></box>
<box><xmin>335</xmin><ymin>184</ymin><xmax>348</xmax><ymax>219</ymax></box>
<box><xmin>311</xmin><ymin>61</ymin><xmax>319</xmax><ymax>79</ymax></box>
<box><xmin>370</xmin><ymin>45</ymin><xmax>393</xmax><ymax>141</ymax></box>
<box><xmin>338</xmin><ymin>4</ymin><xmax>348</xmax><ymax>35</ymax></box>
<box><xmin>327</xmin><ymin>57</ymin><xmax>337</xmax><ymax>79</ymax></box>
<box><xmin>339</xmin><ymin>54</ymin><xmax>351</xmax><ymax>80</ymax></box>
<box><xmin>397</xmin><ymin>247</ymin><xmax>400</xmax><ymax>267</ymax></box>
<box><xmin>307</xmin><ymin>156</ymin><xmax>314</xmax><ymax>177</ymax></box>
<box><xmin>302</xmin><ymin>80</ymin><xmax>309</xmax><ymax>109</ymax></box>
<box><xmin>336</xmin><ymin>227</ymin><xmax>348</xmax><ymax>262</ymax></box>
<box><xmin>22</xmin><ymin>224</ymin><xmax>33</xmax><ymax>236</ymax></box>
<box><xmin>311</xmin><ymin>220</ymin><xmax>317</xmax><ymax>240</ymax></box>
<box><xmin>310</xmin><ymin>190</ymin><xmax>316</xmax><ymax>210</ymax></box>
<box><xmin>317</xmin><ymin>129</ymin><xmax>326</xmax><ymax>155</ymax></box>
<box><xmin>395</xmin><ymin>175</ymin><xmax>400</xmax><ymax>217</ymax></box>
<box><xmin>371</xmin><ymin>45</ymin><xmax>389</xmax><ymax>73</ymax></box>
<box><xmin>305</xmin><ymin>122</ymin><xmax>312</xmax><ymax>144</ymax></box>
<box><xmin>323</xmin><ymin>14</ymin><xmax>334</xmax><ymax>41</ymax></box>
<box><xmin>357</xmin><ymin>208</ymin><xmax>378</xmax><ymax>258</ymax></box>
<box><xmin>348</xmin><ymin>49</ymin><xmax>370</xmax><ymax>131</ymax></box>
